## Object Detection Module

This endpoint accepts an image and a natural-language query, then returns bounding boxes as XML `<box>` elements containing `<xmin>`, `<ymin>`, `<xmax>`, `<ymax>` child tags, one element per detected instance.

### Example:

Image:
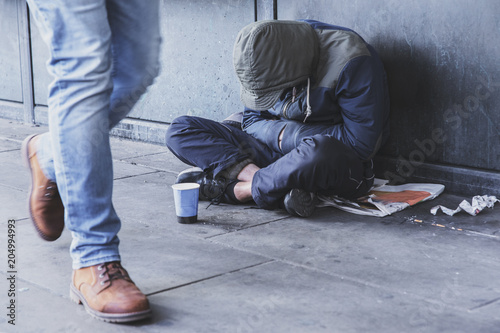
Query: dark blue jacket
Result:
<box><xmin>242</xmin><ymin>20</ymin><xmax>390</xmax><ymax>161</ymax></box>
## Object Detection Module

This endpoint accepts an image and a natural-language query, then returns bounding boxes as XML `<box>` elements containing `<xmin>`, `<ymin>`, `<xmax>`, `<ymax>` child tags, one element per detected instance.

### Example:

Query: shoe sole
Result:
<box><xmin>284</xmin><ymin>189</ymin><xmax>317</xmax><ymax>218</ymax></box>
<box><xmin>69</xmin><ymin>283</ymin><xmax>152</xmax><ymax>323</ymax></box>
<box><xmin>21</xmin><ymin>134</ymin><xmax>59</xmax><ymax>242</ymax></box>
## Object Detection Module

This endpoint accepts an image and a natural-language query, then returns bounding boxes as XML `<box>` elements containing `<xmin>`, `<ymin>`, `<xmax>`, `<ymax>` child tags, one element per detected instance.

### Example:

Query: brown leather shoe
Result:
<box><xmin>21</xmin><ymin>134</ymin><xmax>64</xmax><ymax>241</ymax></box>
<box><xmin>70</xmin><ymin>262</ymin><xmax>152</xmax><ymax>323</ymax></box>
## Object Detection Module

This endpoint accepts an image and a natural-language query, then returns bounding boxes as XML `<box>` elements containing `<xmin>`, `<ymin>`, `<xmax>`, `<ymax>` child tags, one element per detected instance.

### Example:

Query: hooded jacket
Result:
<box><xmin>241</xmin><ymin>19</ymin><xmax>390</xmax><ymax>161</ymax></box>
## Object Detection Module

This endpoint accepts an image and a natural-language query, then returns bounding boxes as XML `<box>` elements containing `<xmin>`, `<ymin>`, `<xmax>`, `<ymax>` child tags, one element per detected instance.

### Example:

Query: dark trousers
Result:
<box><xmin>166</xmin><ymin>116</ymin><xmax>373</xmax><ymax>209</ymax></box>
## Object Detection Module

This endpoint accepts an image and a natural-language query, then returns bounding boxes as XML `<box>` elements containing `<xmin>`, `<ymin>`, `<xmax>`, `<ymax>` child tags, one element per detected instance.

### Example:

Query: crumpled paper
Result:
<box><xmin>430</xmin><ymin>195</ymin><xmax>499</xmax><ymax>216</ymax></box>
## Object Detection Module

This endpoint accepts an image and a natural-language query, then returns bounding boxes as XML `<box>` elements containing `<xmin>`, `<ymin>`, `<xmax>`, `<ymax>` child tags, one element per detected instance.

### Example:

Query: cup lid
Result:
<box><xmin>172</xmin><ymin>183</ymin><xmax>201</xmax><ymax>190</ymax></box>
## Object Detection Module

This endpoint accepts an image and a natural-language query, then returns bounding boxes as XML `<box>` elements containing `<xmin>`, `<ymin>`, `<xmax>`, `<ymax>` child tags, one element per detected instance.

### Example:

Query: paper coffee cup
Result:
<box><xmin>172</xmin><ymin>183</ymin><xmax>200</xmax><ymax>224</ymax></box>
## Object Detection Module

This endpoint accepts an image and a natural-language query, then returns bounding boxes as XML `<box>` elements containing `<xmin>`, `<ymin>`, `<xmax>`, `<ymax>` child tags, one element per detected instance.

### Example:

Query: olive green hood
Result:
<box><xmin>233</xmin><ymin>20</ymin><xmax>319</xmax><ymax>111</ymax></box>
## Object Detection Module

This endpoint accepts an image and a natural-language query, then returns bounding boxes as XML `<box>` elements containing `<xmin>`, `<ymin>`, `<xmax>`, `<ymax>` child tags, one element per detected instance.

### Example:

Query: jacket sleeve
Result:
<box><xmin>330</xmin><ymin>52</ymin><xmax>389</xmax><ymax>160</ymax></box>
<box><xmin>241</xmin><ymin>109</ymin><xmax>286</xmax><ymax>153</ymax></box>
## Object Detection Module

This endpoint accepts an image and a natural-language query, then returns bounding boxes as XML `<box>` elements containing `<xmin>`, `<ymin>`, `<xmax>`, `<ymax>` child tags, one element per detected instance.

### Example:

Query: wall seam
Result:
<box><xmin>17</xmin><ymin>1</ymin><xmax>35</xmax><ymax>124</ymax></box>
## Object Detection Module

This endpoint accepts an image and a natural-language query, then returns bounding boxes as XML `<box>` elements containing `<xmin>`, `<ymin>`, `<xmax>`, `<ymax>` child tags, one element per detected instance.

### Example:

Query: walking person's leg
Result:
<box><xmin>24</xmin><ymin>0</ymin><xmax>161</xmax><ymax>322</ymax></box>
<box><xmin>106</xmin><ymin>0</ymin><xmax>162</xmax><ymax>128</ymax></box>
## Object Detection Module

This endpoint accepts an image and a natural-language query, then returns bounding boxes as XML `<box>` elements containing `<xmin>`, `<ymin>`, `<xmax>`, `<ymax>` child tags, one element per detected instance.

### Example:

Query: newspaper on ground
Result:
<box><xmin>318</xmin><ymin>179</ymin><xmax>445</xmax><ymax>217</ymax></box>
<box><xmin>430</xmin><ymin>195</ymin><xmax>499</xmax><ymax>216</ymax></box>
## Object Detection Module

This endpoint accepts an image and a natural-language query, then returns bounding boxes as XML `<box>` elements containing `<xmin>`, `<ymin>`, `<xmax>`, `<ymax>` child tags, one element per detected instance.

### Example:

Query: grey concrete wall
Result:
<box><xmin>129</xmin><ymin>0</ymin><xmax>254</xmax><ymax>123</ymax></box>
<box><xmin>0</xmin><ymin>0</ymin><xmax>23</xmax><ymax>103</ymax></box>
<box><xmin>30</xmin><ymin>11</ymin><xmax>51</xmax><ymax>107</ymax></box>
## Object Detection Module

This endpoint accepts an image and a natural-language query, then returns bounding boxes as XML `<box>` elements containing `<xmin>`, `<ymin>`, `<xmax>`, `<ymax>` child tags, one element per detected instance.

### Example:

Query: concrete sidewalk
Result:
<box><xmin>1</xmin><ymin>117</ymin><xmax>499</xmax><ymax>333</ymax></box>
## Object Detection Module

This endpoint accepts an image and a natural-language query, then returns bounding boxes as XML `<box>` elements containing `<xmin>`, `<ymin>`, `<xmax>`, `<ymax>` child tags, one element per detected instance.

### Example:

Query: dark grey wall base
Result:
<box><xmin>110</xmin><ymin>118</ymin><xmax>169</xmax><ymax>146</ymax></box>
<box><xmin>0</xmin><ymin>101</ymin><xmax>25</xmax><ymax>122</ymax></box>
<box><xmin>374</xmin><ymin>155</ymin><xmax>500</xmax><ymax>197</ymax></box>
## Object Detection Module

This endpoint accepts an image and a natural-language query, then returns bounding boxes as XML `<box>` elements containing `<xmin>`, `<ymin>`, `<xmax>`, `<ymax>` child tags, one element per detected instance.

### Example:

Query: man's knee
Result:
<box><xmin>171</xmin><ymin>115</ymin><xmax>196</xmax><ymax>127</ymax></box>
<box><xmin>165</xmin><ymin>116</ymin><xmax>196</xmax><ymax>144</ymax></box>
<box><xmin>298</xmin><ymin>135</ymin><xmax>350</xmax><ymax>168</ymax></box>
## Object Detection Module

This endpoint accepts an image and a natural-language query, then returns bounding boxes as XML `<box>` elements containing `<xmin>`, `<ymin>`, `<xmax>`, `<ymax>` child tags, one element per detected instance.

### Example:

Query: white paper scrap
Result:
<box><xmin>430</xmin><ymin>195</ymin><xmax>499</xmax><ymax>216</ymax></box>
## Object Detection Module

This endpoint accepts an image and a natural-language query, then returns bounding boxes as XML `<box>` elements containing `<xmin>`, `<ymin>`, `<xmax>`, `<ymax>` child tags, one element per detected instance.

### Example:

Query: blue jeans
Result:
<box><xmin>27</xmin><ymin>0</ymin><xmax>161</xmax><ymax>269</ymax></box>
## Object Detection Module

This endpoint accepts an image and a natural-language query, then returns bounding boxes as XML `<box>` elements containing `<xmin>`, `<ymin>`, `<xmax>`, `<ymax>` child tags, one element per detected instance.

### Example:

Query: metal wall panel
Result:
<box><xmin>0</xmin><ymin>0</ymin><xmax>23</xmax><ymax>103</ymax></box>
<box><xmin>30</xmin><ymin>11</ymin><xmax>51</xmax><ymax>107</ymax></box>
<box><xmin>256</xmin><ymin>0</ymin><xmax>275</xmax><ymax>20</ymax></box>
<box><xmin>129</xmin><ymin>0</ymin><xmax>255</xmax><ymax>122</ymax></box>
<box><xmin>278</xmin><ymin>0</ymin><xmax>500</xmax><ymax>172</ymax></box>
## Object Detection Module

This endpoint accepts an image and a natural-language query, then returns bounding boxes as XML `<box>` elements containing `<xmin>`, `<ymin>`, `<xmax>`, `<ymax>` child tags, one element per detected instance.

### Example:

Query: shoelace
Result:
<box><xmin>200</xmin><ymin>175</ymin><xmax>226</xmax><ymax>198</ymax></box>
<box><xmin>97</xmin><ymin>262</ymin><xmax>131</xmax><ymax>286</ymax></box>
<box><xmin>205</xmin><ymin>178</ymin><xmax>236</xmax><ymax>208</ymax></box>
<box><xmin>43</xmin><ymin>182</ymin><xmax>58</xmax><ymax>199</ymax></box>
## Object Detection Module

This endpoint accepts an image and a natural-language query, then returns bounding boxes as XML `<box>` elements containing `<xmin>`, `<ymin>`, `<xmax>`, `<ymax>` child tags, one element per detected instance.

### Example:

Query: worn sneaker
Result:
<box><xmin>21</xmin><ymin>134</ymin><xmax>65</xmax><ymax>241</ymax></box>
<box><xmin>176</xmin><ymin>167</ymin><xmax>229</xmax><ymax>203</ymax></box>
<box><xmin>70</xmin><ymin>261</ymin><xmax>151</xmax><ymax>323</ymax></box>
<box><xmin>283</xmin><ymin>189</ymin><xmax>318</xmax><ymax>217</ymax></box>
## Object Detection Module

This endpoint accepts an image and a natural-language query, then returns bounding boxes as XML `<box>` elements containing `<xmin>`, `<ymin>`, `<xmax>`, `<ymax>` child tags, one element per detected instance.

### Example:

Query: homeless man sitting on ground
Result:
<box><xmin>166</xmin><ymin>19</ymin><xmax>390</xmax><ymax>217</ymax></box>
